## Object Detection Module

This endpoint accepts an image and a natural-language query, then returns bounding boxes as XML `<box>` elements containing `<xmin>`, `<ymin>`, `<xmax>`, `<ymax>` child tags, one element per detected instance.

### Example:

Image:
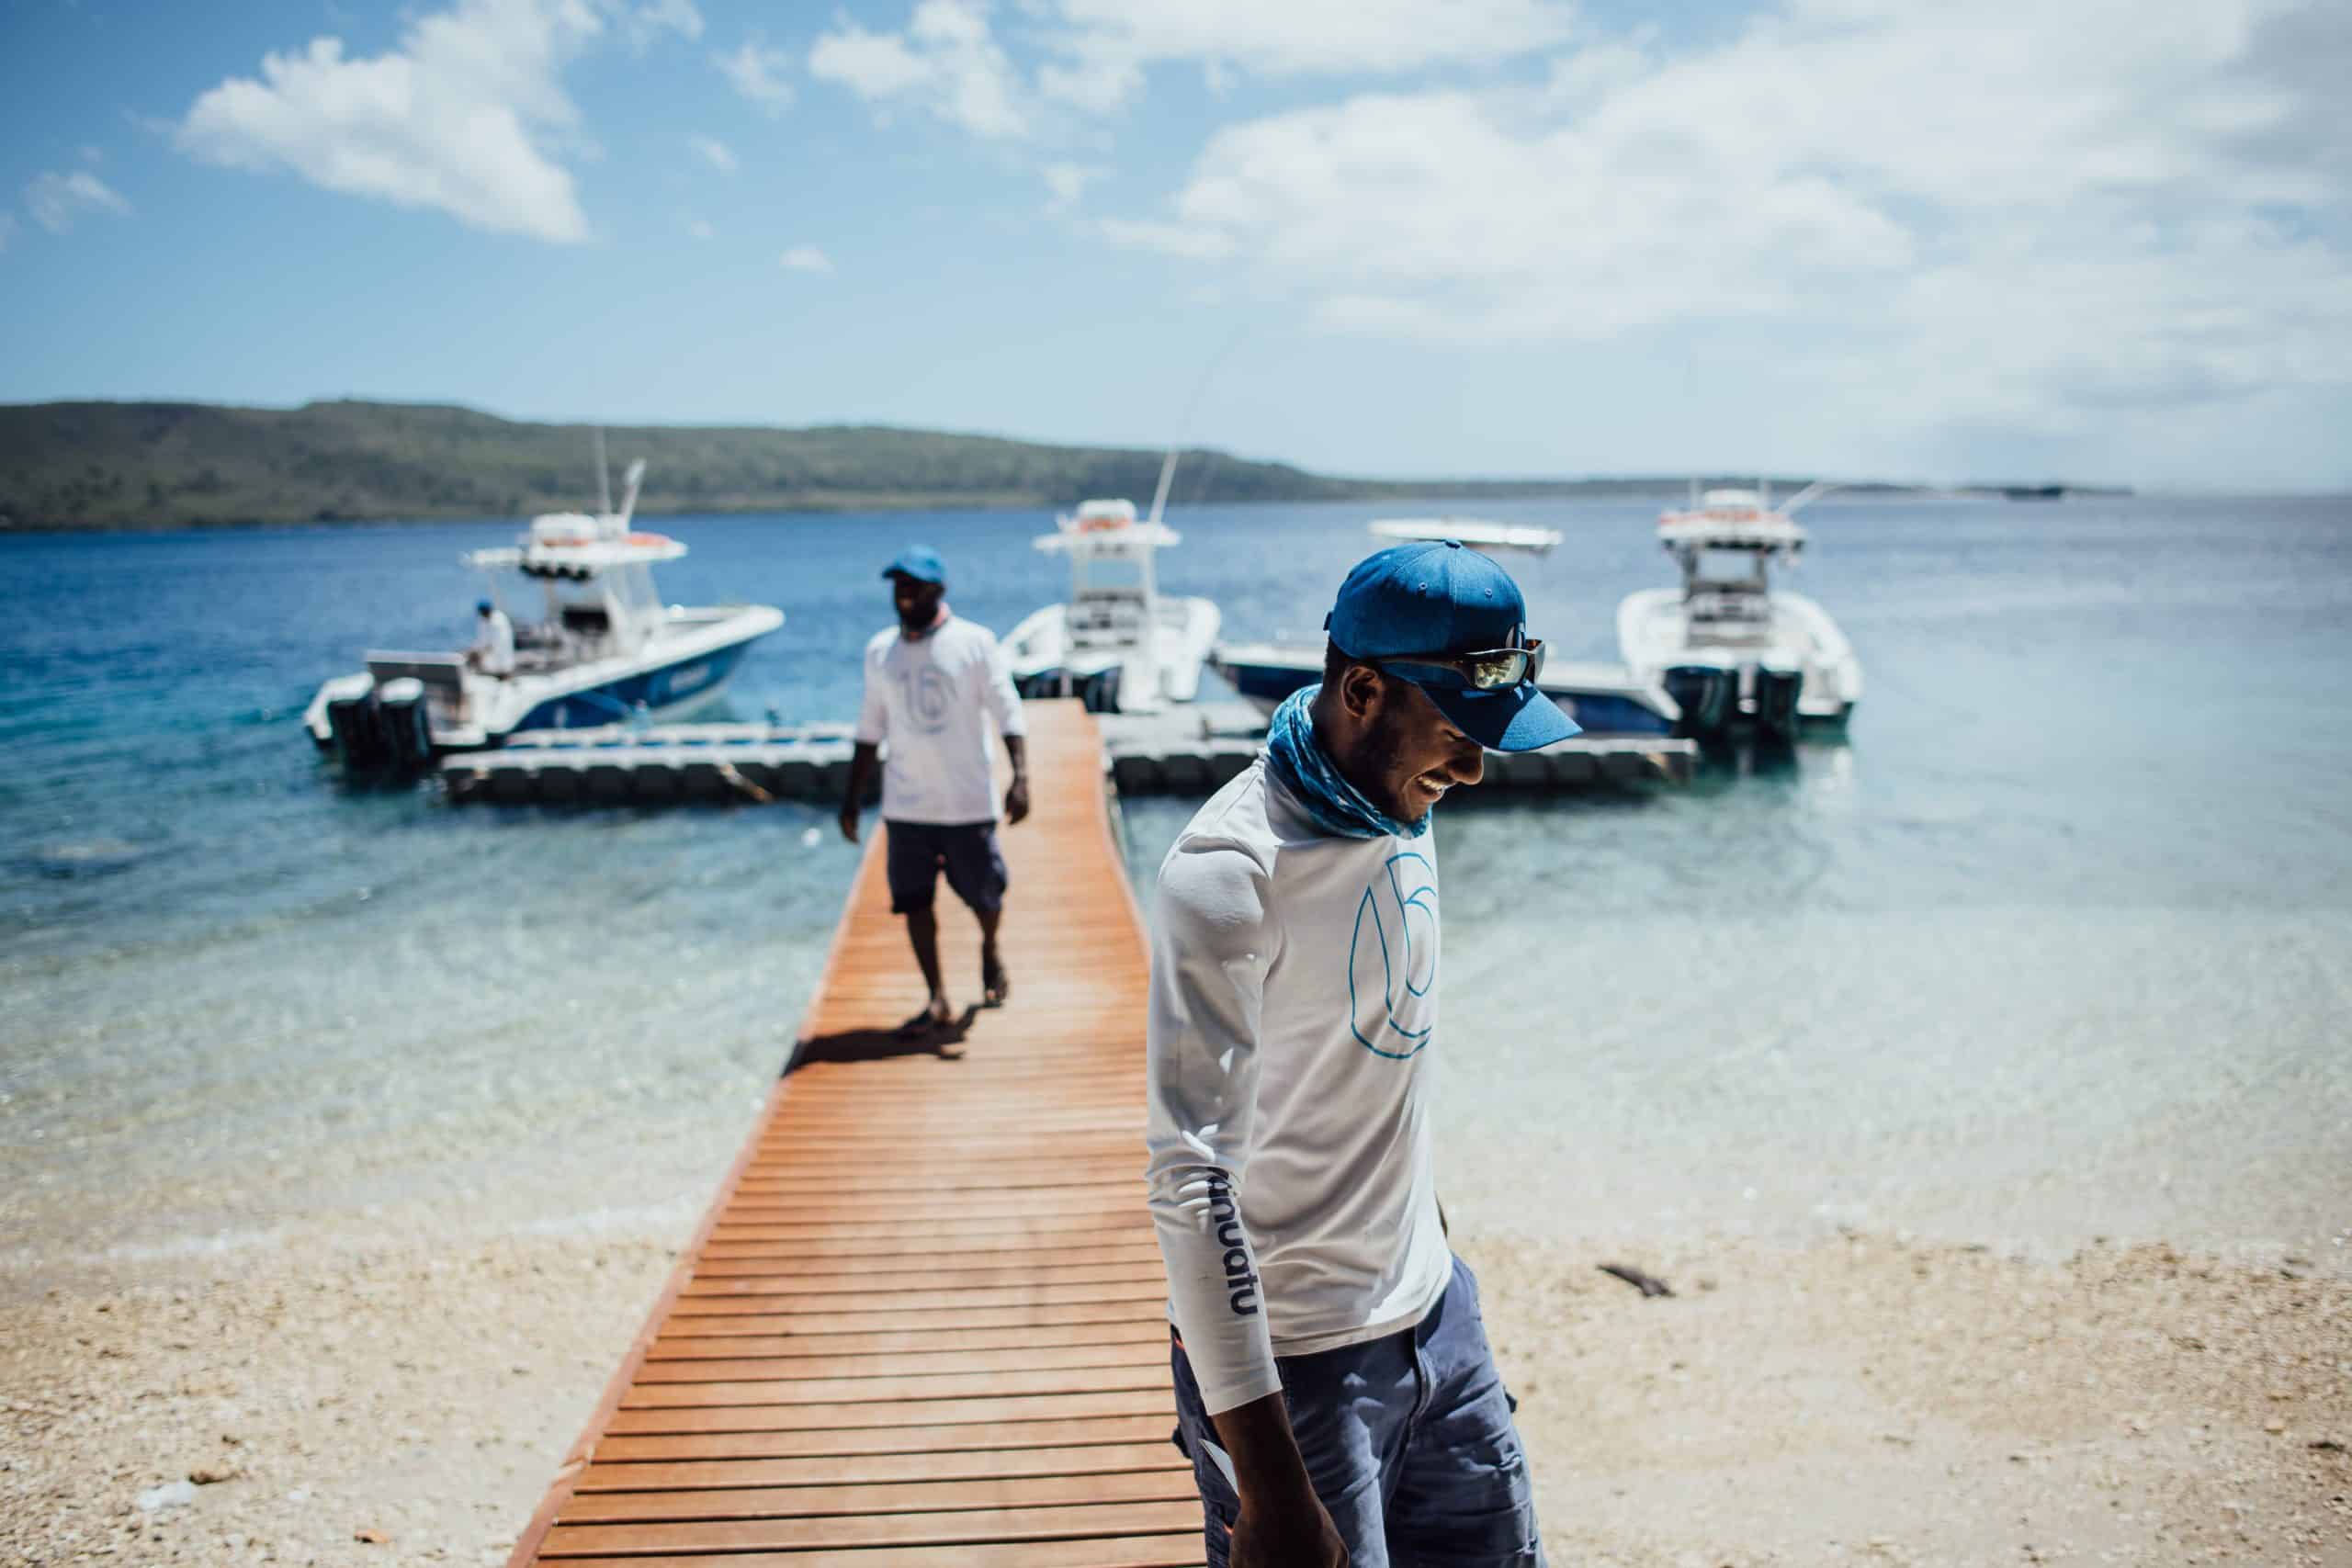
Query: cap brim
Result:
<box><xmin>1421</xmin><ymin>682</ymin><xmax>1580</xmax><ymax>751</ymax></box>
<box><xmin>881</xmin><ymin>566</ymin><xmax>943</xmax><ymax>583</ymax></box>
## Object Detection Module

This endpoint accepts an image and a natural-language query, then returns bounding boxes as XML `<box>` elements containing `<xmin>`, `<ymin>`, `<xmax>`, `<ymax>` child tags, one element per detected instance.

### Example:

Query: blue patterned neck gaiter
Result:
<box><xmin>1262</xmin><ymin>684</ymin><xmax>1426</xmax><ymax>841</ymax></box>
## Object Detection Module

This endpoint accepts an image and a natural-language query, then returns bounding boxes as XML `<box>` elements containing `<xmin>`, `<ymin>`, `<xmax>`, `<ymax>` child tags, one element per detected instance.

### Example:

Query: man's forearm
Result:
<box><xmin>1003</xmin><ymin>734</ymin><xmax>1027</xmax><ymax>781</ymax></box>
<box><xmin>843</xmin><ymin>741</ymin><xmax>878</xmax><ymax>807</ymax></box>
<box><xmin>1209</xmin><ymin>1389</ymin><xmax>1319</xmax><ymax>1512</ymax></box>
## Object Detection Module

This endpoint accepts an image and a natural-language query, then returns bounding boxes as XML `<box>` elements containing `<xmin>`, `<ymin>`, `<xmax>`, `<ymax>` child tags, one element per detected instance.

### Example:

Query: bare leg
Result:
<box><xmin>904</xmin><ymin>908</ymin><xmax>953</xmax><ymax>1023</ymax></box>
<box><xmin>978</xmin><ymin>906</ymin><xmax>1008</xmax><ymax>1005</ymax></box>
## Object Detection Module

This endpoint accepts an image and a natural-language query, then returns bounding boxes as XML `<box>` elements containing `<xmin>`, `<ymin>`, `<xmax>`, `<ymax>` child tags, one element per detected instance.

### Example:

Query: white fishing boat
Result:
<box><xmin>1616</xmin><ymin>480</ymin><xmax>1861</xmax><ymax>738</ymax></box>
<box><xmin>1210</xmin><ymin>641</ymin><xmax>1680</xmax><ymax>737</ymax></box>
<box><xmin>1003</xmin><ymin>454</ymin><xmax>1220</xmax><ymax>713</ymax></box>
<box><xmin>1369</xmin><ymin>517</ymin><xmax>1562</xmax><ymax>554</ymax></box>
<box><xmin>303</xmin><ymin>453</ymin><xmax>783</xmax><ymax>768</ymax></box>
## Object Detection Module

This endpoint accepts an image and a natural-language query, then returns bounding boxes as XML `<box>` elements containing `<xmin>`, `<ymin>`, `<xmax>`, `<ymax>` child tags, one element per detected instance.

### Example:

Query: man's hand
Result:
<box><xmin>1004</xmin><ymin>774</ymin><xmax>1031</xmax><ymax>826</ymax></box>
<box><xmin>1229</xmin><ymin>1493</ymin><xmax>1348</xmax><ymax>1568</ymax></box>
<box><xmin>838</xmin><ymin>801</ymin><xmax>860</xmax><ymax>843</ymax></box>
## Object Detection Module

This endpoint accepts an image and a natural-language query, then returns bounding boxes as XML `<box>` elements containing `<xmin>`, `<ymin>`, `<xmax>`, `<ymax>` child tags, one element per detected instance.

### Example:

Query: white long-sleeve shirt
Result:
<box><xmin>470</xmin><ymin>610</ymin><xmax>514</xmax><ymax>676</ymax></box>
<box><xmin>1145</xmin><ymin>756</ymin><xmax>1453</xmax><ymax>1415</ymax></box>
<box><xmin>854</xmin><ymin>616</ymin><xmax>1026</xmax><ymax>824</ymax></box>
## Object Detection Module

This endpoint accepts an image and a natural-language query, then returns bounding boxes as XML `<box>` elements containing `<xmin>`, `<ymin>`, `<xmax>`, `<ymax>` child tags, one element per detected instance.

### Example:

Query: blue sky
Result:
<box><xmin>4</xmin><ymin>0</ymin><xmax>2347</xmax><ymax>489</ymax></box>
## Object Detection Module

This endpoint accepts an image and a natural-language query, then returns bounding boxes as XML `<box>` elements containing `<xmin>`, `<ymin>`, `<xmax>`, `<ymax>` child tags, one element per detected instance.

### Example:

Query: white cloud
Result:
<box><xmin>620</xmin><ymin>0</ymin><xmax>701</xmax><ymax>50</ymax></box>
<box><xmin>686</xmin><ymin>217</ymin><xmax>714</xmax><ymax>240</ymax></box>
<box><xmin>1038</xmin><ymin>0</ymin><xmax>1575</xmax><ymax>112</ymax></box>
<box><xmin>688</xmin><ymin>133</ymin><xmax>736</xmax><ymax>172</ymax></box>
<box><xmin>1041</xmin><ymin>160</ymin><xmax>1101</xmax><ymax>211</ymax></box>
<box><xmin>174</xmin><ymin>0</ymin><xmax>599</xmax><ymax>244</ymax></box>
<box><xmin>1104</xmin><ymin>0</ymin><xmax>2352</xmax><ymax>433</ymax></box>
<box><xmin>810</xmin><ymin>0</ymin><xmax>1027</xmax><ymax>140</ymax></box>
<box><xmin>26</xmin><ymin>170</ymin><xmax>132</xmax><ymax>233</ymax></box>
<box><xmin>779</xmin><ymin>243</ymin><xmax>833</xmax><ymax>273</ymax></box>
<box><xmin>1097</xmin><ymin>216</ymin><xmax>1233</xmax><ymax>260</ymax></box>
<box><xmin>713</xmin><ymin>38</ymin><xmax>793</xmax><ymax>114</ymax></box>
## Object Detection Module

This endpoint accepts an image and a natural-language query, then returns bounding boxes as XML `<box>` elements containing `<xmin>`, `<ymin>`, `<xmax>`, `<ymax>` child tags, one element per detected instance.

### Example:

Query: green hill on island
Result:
<box><xmin>0</xmin><ymin>400</ymin><xmax>1386</xmax><ymax>530</ymax></box>
<box><xmin>0</xmin><ymin>398</ymin><xmax>2114</xmax><ymax>530</ymax></box>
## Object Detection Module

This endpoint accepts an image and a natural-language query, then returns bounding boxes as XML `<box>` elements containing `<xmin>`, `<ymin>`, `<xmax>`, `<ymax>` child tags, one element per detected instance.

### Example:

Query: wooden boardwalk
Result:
<box><xmin>509</xmin><ymin>700</ymin><xmax>1203</xmax><ymax>1567</ymax></box>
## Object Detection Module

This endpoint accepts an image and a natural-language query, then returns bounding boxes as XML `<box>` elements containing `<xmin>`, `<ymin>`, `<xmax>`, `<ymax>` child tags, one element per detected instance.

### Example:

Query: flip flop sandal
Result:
<box><xmin>981</xmin><ymin>953</ymin><xmax>1011</xmax><ymax>1007</ymax></box>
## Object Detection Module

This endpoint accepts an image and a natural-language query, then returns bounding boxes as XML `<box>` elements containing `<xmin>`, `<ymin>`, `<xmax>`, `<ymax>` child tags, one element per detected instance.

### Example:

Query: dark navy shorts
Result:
<box><xmin>883</xmin><ymin>819</ymin><xmax>1007</xmax><ymax>916</ymax></box>
<box><xmin>1170</xmin><ymin>1255</ymin><xmax>1545</xmax><ymax>1567</ymax></box>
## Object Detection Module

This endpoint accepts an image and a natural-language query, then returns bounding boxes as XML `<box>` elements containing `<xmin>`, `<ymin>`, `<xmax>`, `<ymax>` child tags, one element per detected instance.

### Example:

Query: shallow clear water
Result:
<box><xmin>5</xmin><ymin>496</ymin><xmax>2348</xmax><ymax>1277</ymax></box>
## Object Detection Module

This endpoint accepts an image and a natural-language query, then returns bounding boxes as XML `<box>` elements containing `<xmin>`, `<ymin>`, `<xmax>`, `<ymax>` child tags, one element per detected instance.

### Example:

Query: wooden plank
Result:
<box><xmin>604</xmin><ymin>1388</ymin><xmax>1170</xmax><ymax>1437</ymax></box>
<box><xmin>545</xmin><ymin>1537</ymin><xmax>1203</xmax><ymax>1568</ymax></box>
<box><xmin>558</xmin><ymin>1467</ymin><xmax>1195</xmax><ymax>1522</ymax></box>
<box><xmin>540</xmin><ymin>1500</ymin><xmax>1204</xmax><ymax>1555</ymax></box>
<box><xmin>591</xmin><ymin>1412</ymin><xmax>1175</xmax><ymax>1463</ymax></box>
<box><xmin>635</xmin><ymin>1341</ymin><xmax>1163</xmax><ymax>1382</ymax></box>
<box><xmin>654</xmin><ymin>1302</ymin><xmax>1162</xmax><ymax>1338</ymax></box>
<box><xmin>680</xmin><ymin>1260</ymin><xmax>1161</xmax><ymax>1295</ymax></box>
<box><xmin>647</xmin><ymin>1320</ymin><xmax>1165</xmax><ymax>1361</ymax></box>
<box><xmin>514</xmin><ymin>705</ymin><xmax>1192</xmax><ymax>1565</ymax></box>
<box><xmin>619</xmin><ymin>1363</ymin><xmax>1166</xmax><ymax>1410</ymax></box>
<box><xmin>574</xmin><ymin>1442</ymin><xmax>1182</xmax><ymax>1494</ymax></box>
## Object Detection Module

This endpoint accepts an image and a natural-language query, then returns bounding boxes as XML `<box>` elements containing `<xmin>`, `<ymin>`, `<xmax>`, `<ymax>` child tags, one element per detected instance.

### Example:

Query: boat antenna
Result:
<box><xmin>1147</xmin><ymin>447</ymin><xmax>1181</xmax><ymax>528</ymax></box>
<box><xmin>1778</xmin><ymin>479</ymin><xmax>1839</xmax><ymax>514</ymax></box>
<box><xmin>1759</xmin><ymin>475</ymin><xmax>1771</xmax><ymax>510</ymax></box>
<box><xmin>594</xmin><ymin>426</ymin><xmax>612</xmax><ymax>517</ymax></box>
<box><xmin>1146</xmin><ymin>323</ymin><xmax>1253</xmax><ymax>526</ymax></box>
<box><xmin>616</xmin><ymin>458</ymin><xmax>646</xmax><ymax>530</ymax></box>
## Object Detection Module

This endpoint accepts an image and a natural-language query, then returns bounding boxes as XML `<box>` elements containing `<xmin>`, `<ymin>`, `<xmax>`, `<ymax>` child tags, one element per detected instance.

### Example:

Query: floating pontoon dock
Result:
<box><xmin>441</xmin><ymin>704</ymin><xmax>1694</xmax><ymax>806</ymax></box>
<box><xmin>507</xmin><ymin>701</ymin><xmax>1202</xmax><ymax>1566</ymax></box>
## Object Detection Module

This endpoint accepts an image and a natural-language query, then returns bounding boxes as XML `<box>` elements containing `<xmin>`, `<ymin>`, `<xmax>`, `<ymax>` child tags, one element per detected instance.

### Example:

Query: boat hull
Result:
<box><xmin>1007</xmin><ymin>596</ymin><xmax>1221</xmax><ymax>712</ymax></box>
<box><xmin>1617</xmin><ymin>588</ymin><xmax>1860</xmax><ymax>735</ymax></box>
<box><xmin>305</xmin><ymin>605</ymin><xmax>783</xmax><ymax>760</ymax></box>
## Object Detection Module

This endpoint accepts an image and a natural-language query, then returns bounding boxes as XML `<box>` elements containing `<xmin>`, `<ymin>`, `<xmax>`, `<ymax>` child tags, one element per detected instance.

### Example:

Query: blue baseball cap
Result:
<box><xmin>476</xmin><ymin>598</ymin><xmax>493</xmax><ymax>613</ymax></box>
<box><xmin>882</xmin><ymin>545</ymin><xmax>946</xmax><ymax>584</ymax></box>
<box><xmin>1326</xmin><ymin>540</ymin><xmax>1578</xmax><ymax>752</ymax></box>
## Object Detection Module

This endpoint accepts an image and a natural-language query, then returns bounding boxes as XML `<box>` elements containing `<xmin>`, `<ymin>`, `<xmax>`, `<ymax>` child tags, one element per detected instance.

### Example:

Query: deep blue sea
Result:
<box><xmin>4</xmin><ymin>495</ymin><xmax>2348</xmax><ymax>1280</ymax></box>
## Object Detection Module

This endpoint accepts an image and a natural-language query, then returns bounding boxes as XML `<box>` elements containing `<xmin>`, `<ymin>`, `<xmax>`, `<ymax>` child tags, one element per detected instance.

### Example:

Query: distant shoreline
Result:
<box><xmin>0</xmin><ymin>397</ymin><xmax>2128</xmax><ymax>531</ymax></box>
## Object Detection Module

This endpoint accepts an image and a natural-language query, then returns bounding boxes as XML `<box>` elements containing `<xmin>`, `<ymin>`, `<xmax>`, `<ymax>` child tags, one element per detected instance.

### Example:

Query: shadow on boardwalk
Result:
<box><xmin>786</xmin><ymin>1007</ymin><xmax>982</xmax><ymax>1072</ymax></box>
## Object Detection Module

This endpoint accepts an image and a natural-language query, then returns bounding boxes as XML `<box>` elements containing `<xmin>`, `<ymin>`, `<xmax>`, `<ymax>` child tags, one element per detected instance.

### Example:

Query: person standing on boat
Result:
<box><xmin>841</xmin><ymin>546</ymin><xmax>1029</xmax><ymax>1035</ymax></box>
<box><xmin>468</xmin><ymin>598</ymin><xmax>514</xmax><ymax>677</ymax></box>
<box><xmin>1147</xmin><ymin>541</ymin><xmax>1573</xmax><ymax>1567</ymax></box>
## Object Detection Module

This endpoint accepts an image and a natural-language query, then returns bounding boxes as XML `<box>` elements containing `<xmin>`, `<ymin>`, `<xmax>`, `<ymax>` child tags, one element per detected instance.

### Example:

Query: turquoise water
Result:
<box><xmin>4</xmin><ymin>496</ymin><xmax>2348</xmax><ymax>1278</ymax></box>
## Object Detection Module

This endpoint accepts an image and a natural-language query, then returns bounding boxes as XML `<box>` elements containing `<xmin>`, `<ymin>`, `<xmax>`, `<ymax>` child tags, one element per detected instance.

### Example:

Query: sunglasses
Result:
<box><xmin>1369</xmin><ymin>637</ymin><xmax>1547</xmax><ymax>693</ymax></box>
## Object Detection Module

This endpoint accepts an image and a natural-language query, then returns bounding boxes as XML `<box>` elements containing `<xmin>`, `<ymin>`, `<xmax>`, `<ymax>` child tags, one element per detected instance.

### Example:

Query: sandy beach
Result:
<box><xmin>6</xmin><ymin>1213</ymin><xmax>2345</xmax><ymax>1567</ymax></box>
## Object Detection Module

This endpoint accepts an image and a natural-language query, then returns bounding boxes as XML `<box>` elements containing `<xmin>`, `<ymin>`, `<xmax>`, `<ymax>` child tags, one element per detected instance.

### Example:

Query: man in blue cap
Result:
<box><xmin>466</xmin><ymin>597</ymin><xmax>514</xmax><ymax>677</ymax></box>
<box><xmin>1146</xmin><ymin>541</ymin><xmax>1570</xmax><ymax>1566</ymax></box>
<box><xmin>841</xmin><ymin>546</ymin><xmax>1029</xmax><ymax>1036</ymax></box>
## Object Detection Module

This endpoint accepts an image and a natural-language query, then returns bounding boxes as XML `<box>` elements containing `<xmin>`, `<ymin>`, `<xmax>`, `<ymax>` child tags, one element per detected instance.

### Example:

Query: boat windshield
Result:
<box><xmin>1695</xmin><ymin>547</ymin><xmax>1767</xmax><ymax>586</ymax></box>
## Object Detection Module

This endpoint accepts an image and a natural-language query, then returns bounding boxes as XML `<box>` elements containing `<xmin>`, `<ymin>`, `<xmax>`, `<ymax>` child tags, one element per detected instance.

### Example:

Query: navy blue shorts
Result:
<box><xmin>883</xmin><ymin>819</ymin><xmax>1007</xmax><ymax>916</ymax></box>
<box><xmin>1170</xmin><ymin>1255</ymin><xmax>1545</xmax><ymax>1567</ymax></box>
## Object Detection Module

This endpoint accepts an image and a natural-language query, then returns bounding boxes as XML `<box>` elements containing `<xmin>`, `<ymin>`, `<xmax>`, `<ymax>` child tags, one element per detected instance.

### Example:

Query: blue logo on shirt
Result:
<box><xmin>1348</xmin><ymin>851</ymin><xmax>1437</xmax><ymax>1059</ymax></box>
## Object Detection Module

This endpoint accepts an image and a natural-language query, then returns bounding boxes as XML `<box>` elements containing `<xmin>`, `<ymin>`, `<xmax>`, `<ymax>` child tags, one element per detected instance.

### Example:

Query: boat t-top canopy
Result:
<box><xmin>467</xmin><ymin>519</ymin><xmax>689</xmax><ymax>580</ymax></box>
<box><xmin>1657</xmin><ymin>514</ymin><xmax>1806</xmax><ymax>553</ymax></box>
<box><xmin>1034</xmin><ymin>497</ymin><xmax>1182</xmax><ymax>555</ymax></box>
<box><xmin>1369</xmin><ymin>517</ymin><xmax>1562</xmax><ymax>554</ymax></box>
<box><xmin>461</xmin><ymin>459</ymin><xmax>682</xmax><ymax>579</ymax></box>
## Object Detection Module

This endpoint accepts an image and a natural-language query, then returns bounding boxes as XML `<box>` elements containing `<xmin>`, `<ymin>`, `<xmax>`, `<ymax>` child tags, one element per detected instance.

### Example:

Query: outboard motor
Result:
<box><xmin>1753</xmin><ymin>661</ymin><xmax>1804</xmax><ymax>739</ymax></box>
<box><xmin>327</xmin><ymin>687</ymin><xmax>390</xmax><ymax>768</ymax></box>
<box><xmin>1662</xmin><ymin>661</ymin><xmax>1735</xmax><ymax>737</ymax></box>
<box><xmin>1080</xmin><ymin>667</ymin><xmax>1123</xmax><ymax>714</ymax></box>
<box><xmin>374</xmin><ymin>677</ymin><xmax>435</xmax><ymax>770</ymax></box>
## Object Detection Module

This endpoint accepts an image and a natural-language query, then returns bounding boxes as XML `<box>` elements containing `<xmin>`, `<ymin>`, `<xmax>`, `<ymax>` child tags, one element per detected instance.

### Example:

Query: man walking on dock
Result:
<box><xmin>1147</xmin><ymin>541</ymin><xmax>1572</xmax><ymax>1566</ymax></box>
<box><xmin>841</xmin><ymin>546</ymin><xmax>1029</xmax><ymax>1037</ymax></box>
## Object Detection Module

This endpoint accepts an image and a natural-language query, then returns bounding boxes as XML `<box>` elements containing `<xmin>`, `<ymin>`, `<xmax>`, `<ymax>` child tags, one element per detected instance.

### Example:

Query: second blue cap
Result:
<box><xmin>882</xmin><ymin>545</ymin><xmax>946</xmax><ymax>583</ymax></box>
